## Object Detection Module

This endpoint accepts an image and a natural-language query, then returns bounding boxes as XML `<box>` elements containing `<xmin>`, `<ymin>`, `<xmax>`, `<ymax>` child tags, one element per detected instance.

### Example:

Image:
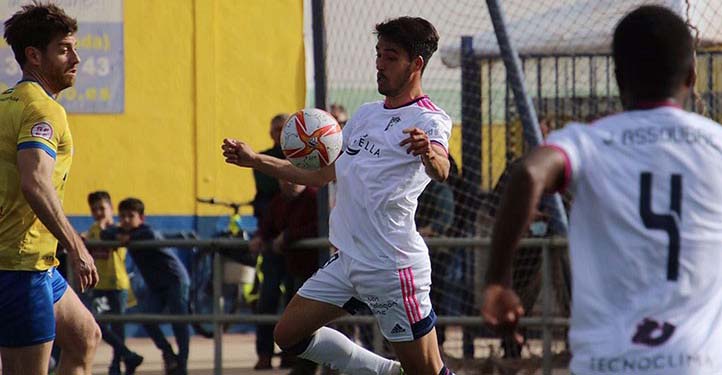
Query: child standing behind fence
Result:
<box><xmin>101</xmin><ymin>197</ymin><xmax>190</xmax><ymax>375</ymax></box>
<box><xmin>84</xmin><ymin>191</ymin><xmax>144</xmax><ymax>375</ymax></box>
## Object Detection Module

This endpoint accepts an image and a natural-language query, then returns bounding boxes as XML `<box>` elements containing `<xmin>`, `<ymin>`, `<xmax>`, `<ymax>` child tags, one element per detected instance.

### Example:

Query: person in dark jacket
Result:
<box><xmin>102</xmin><ymin>198</ymin><xmax>190</xmax><ymax>375</ymax></box>
<box><xmin>250</xmin><ymin>180</ymin><xmax>320</xmax><ymax>374</ymax></box>
<box><xmin>252</xmin><ymin>114</ymin><xmax>289</xmax><ymax>221</ymax></box>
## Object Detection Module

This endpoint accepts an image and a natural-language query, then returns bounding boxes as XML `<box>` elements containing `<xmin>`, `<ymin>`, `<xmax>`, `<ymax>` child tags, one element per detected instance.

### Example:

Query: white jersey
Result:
<box><xmin>330</xmin><ymin>97</ymin><xmax>452</xmax><ymax>269</ymax></box>
<box><xmin>546</xmin><ymin>105</ymin><xmax>722</xmax><ymax>375</ymax></box>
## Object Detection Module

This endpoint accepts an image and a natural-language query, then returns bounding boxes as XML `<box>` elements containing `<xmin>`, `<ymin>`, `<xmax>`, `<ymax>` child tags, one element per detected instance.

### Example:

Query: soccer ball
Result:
<box><xmin>280</xmin><ymin>108</ymin><xmax>343</xmax><ymax>170</ymax></box>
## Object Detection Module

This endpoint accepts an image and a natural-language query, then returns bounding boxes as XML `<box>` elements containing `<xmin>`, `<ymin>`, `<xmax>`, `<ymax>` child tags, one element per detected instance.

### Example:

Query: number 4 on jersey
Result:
<box><xmin>639</xmin><ymin>172</ymin><xmax>682</xmax><ymax>281</ymax></box>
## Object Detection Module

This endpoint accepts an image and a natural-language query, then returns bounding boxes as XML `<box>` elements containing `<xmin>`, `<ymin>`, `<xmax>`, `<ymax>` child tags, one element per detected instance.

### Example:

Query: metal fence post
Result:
<box><xmin>311</xmin><ymin>0</ymin><xmax>330</xmax><ymax>269</ymax></box>
<box><xmin>461</xmin><ymin>35</ymin><xmax>483</xmax><ymax>188</ymax></box>
<box><xmin>485</xmin><ymin>0</ymin><xmax>569</xmax><ymax>237</ymax></box>
<box><xmin>213</xmin><ymin>250</ymin><xmax>224</xmax><ymax>375</ymax></box>
<box><xmin>541</xmin><ymin>244</ymin><xmax>553</xmax><ymax>375</ymax></box>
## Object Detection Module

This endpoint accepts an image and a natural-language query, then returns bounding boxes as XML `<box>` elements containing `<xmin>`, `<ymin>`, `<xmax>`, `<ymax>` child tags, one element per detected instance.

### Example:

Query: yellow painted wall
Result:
<box><xmin>449</xmin><ymin>123</ymin><xmax>521</xmax><ymax>189</ymax></box>
<box><xmin>64</xmin><ymin>0</ymin><xmax>305</xmax><ymax>216</ymax></box>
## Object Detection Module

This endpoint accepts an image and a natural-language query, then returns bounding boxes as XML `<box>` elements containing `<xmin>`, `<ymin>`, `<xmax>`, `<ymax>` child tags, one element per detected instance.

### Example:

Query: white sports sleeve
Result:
<box><xmin>544</xmin><ymin>123</ymin><xmax>590</xmax><ymax>192</ymax></box>
<box><xmin>421</xmin><ymin>115</ymin><xmax>452</xmax><ymax>152</ymax></box>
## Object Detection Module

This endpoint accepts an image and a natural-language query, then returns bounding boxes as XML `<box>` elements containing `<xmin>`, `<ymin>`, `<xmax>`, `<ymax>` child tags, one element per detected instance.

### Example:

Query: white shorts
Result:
<box><xmin>297</xmin><ymin>251</ymin><xmax>436</xmax><ymax>342</ymax></box>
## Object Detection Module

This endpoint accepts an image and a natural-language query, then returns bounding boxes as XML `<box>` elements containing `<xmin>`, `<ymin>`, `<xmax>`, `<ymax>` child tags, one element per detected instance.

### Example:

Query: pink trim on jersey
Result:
<box><xmin>633</xmin><ymin>100</ymin><xmax>682</xmax><ymax>110</ymax></box>
<box><xmin>399</xmin><ymin>267</ymin><xmax>422</xmax><ymax>323</ymax></box>
<box><xmin>404</xmin><ymin>269</ymin><xmax>419</xmax><ymax>323</ymax></box>
<box><xmin>417</xmin><ymin>100</ymin><xmax>431</xmax><ymax>110</ymax></box>
<box><xmin>407</xmin><ymin>268</ymin><xmax>422</xmax><ymax>321</ymax></box>
<box><xmin>419</xmin><ymin>97</ymin><xmax>441</xmax><ymax>112</ymax></box>
<box><xmin>430</xmin><ymin>140</ymin><xmax>449</xmax><ymax>157</ymax></box>
<box><xmin>398</xmin><ymin>269</ymin><xmax>415</xmax><ymax>323</ymax></box>
<box><xmin>541</xmin><ymin>144</ymin><xmax>572</xmax><ymax>192</ymax></box>
<box><xmin>399</xmin><ymin>269</ymin><xmax>413</xmax><ymax>323</ymax></box>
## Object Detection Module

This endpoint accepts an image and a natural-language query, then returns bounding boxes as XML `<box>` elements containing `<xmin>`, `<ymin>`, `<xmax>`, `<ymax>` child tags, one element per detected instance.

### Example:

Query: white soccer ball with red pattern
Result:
<box><xmin>280</xmin><ymin>108</ymin><xmax>343</xmax><ymax>170</ymax></box>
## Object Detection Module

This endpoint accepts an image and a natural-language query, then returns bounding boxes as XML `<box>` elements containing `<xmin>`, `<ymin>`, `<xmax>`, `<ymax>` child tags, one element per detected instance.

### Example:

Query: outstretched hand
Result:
<box><xmin>399</xmin><ymin>127</ymin><xmax>432</xmax><ymax>157</ymax></box>
<box><xmin>222</xmin><ymin>138</ymin><xmax>257</xmax><ymax>168</ymax></box>
<box><xmin>481</xmin><ymin>284</ymin><xmax>525</xmax><ymax>344</ymax></box>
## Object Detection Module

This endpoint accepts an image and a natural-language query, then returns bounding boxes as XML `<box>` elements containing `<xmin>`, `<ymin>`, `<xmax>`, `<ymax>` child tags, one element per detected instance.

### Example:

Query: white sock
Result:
<box><xmin>298</xmin><ymin>326</ymin><xmax>400</xmax><ymax>375</ymax></box>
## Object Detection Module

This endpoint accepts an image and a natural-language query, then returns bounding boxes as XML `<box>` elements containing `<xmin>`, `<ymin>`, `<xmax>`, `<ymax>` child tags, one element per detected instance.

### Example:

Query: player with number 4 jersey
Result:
<box><xmin>482</xmin><ymin>5</ymin><xmax>722</xmax><ymax>375</ymax></box>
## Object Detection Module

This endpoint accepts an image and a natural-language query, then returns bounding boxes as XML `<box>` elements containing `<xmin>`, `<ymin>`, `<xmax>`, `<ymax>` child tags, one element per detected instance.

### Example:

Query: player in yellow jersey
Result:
<box><xmin>0</xmin><ymin>3</ymin><xmax>100</xmax><ymax>375</ymax></box>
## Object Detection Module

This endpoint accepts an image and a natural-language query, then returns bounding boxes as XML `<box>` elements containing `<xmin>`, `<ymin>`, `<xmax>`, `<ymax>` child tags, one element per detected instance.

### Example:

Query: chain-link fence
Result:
<box><xmin>310</xmin><ymin>0</ymin><xmax>722</xmax><ymax>373</ymax></box>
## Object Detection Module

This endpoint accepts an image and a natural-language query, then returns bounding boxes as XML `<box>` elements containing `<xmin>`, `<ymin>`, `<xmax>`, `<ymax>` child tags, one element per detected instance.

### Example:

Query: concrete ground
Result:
<box><xmin>91</xmin><ymin>330</ymin><xmax>571</xmax><ymax>375</ymax></box>
<box><xmin>92</xmin><ymin>333</ymin><xmax>287</xmax><ymax>375</ymax></box>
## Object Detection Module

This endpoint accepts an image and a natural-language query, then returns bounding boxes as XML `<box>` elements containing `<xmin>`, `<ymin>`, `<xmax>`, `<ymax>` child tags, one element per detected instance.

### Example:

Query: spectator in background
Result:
<box><xmin>250</xmin><ymin>180</ymin><xmax>319</xmax><ymax>374</ymax></box>
<box><xmin>445</xmin><ymin>155</ymin><xmax>486</xmax><ymax>359</ymax></box>
<box><xmin>329</xmin><ymin>103</ymin><xmax>349</xmax><ymax>128</ymax></box>
<box><xmin>252</xmin><ymin>114</ymin><xmax>289</xmax><ymax>221</ymax></box>
<box><xmin>414</xmin><ymin>172</ymin><xmax>455</xmax><ymax>356</ymax></box>
<box><xmin>102</xmin><ymin>198</ymin><xmax>190</xmax><ymax>375</ymax></box>
<box><xmin>84</xmin><ymin>191</ymin><xmax>143</xmax><ymax>375</ymax></box>
<box><xmin>416</xmin><ymin>179</ymin><xmax>454</xmax><ymax>238</ymax></box>
<box><xmin>486</xmin><ymin>117</ymin><xmax>569</xmax><ymax>358</ymax></box>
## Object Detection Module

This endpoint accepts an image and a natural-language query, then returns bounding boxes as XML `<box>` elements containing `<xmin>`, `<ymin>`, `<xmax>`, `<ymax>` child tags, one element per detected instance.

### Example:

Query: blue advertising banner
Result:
<box><xmin>0</xmin><ymin>0</ymin><xmax>124</xmax><ymax>113</ymax></box>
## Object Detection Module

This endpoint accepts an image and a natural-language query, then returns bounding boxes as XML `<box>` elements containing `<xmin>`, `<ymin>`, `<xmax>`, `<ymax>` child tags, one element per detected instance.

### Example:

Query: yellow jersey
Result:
<box><xmin>86</xmin><ymin>223</ymin><xmax>130</xmax><ymax>290</ymax></box>
<box><xmin>0</xmin><ymin>81</ymin><xmax>73</xmax><ymax>271</ymax></box>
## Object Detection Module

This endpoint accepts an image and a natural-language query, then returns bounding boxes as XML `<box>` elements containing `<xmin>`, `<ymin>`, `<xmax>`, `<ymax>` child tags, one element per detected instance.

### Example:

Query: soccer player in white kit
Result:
<box><xmin>223</xmin><ymin>17</ymin><xmax>456</xmax><ymax>375</ymax></box>
<box><xmin>482</xmin><ymin>5</ymin><xmax>722</xmax><ymax>375</ymax></box>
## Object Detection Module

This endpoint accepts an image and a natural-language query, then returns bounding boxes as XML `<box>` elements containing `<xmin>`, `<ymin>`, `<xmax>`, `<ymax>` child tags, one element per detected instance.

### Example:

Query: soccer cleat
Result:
<box><xmin>162</xmin><ymin>351</ymin><xmax>179</xmax><ymax>375</ymax></box>
<box><xmin>253</xmin><ymin>354</ymin><xmax>272</xmax><ymax>370</ymax></box>
<box><xmin>124</xmin><ymin>352</ymin><xmax>144</xmax><ymax>375</ymax></box>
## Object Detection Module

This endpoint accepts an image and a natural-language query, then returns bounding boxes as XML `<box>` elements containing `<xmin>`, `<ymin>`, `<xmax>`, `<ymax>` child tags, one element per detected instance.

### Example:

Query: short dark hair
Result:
<box><xmin>87</xmin><ymin>191</ymin><xmax>111</xmax><ymax>206</ymax></box>
<box><xmin>118</xmin><ymin>197</ymin><xmax>145</xmax><ymax>215</ymax></box>
<box><xmin>271</xmin><ymin>113</ymin><xmax>289</xmax><ymax>124</ymax></box>
<box><xmin>375</xmin><ymin>17</ymin><xmax>439</xmax><ymax>73</ymax></box>
<box><xmin>3</xmin><ymin>1</ymin><xmax>78</xmax><ymax>67</ymax></box>
<box><xmin>613</xmin><ymin>5</ymin><xmax>694</xmax><ymax>102</ymax></box>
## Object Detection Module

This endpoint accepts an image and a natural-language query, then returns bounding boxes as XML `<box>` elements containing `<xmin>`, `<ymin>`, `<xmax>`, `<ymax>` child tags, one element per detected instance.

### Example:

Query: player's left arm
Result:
<box><xmin>481</xmin><ymin>146</ymin><xmax>567</xmax><ymax>342</ymax></box>
<box><xmin>400</xmin><ymin>127</ymin><xmax>450</xmax><ymax>182</ymax></box>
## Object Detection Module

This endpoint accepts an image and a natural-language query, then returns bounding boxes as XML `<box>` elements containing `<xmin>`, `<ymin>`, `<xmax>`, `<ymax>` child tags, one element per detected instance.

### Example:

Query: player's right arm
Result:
<box><xmin>17</xmin><ymin>148</ymin><xmax>99</xmax><ymax>292</ymax></box>
<box><xmin>222</xmin><ymin>138</ymin><xmax>336</xmax><ymax>187</ymax></box>
<box><xmin>481</xmin><ymin>146</ymin><xmax>567</xmax><ymax>342</ymax></box>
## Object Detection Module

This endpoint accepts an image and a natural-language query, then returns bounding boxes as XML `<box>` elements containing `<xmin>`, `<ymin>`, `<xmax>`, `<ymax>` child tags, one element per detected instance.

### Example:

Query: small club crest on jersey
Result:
<box><xmin>385</xmin><ymin>116</ymin><xmax>401</xmax><ymax>131</ymax></box>
<box><xmin>31</xmin><ymin>121</ymin><xmax>53</xmax><ymax>140</ymax></box>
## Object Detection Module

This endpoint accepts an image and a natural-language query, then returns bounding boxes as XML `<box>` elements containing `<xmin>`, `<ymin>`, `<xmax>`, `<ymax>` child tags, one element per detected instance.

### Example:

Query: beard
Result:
<box><xmin>377</xmin><ymin>74</ymin><xmax>391</xmax><ymax>96</ymax></box>
<box><xmin>57</xmin><ymin>70</ymin><xmax>75</xmax><ymax>91</ymax></box>
<box><xmin>377</xmin><ymin>67</ymin><xmax>413</xmax><ymax>97</ymax></box>
<box><xmin>42</xmin><ymin>60</ymin><xmax>75</xmax><ymax>93</ymax></box>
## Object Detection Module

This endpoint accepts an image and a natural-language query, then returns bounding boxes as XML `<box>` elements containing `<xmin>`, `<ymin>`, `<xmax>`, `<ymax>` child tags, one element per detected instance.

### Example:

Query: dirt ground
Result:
<box><xmin>91</xmin><ymin>330</ymin><xmax>572</xmax><ymax>375</ymax></box>
<box><xmin>92</xmin><ymin>333</ymin><xmax>287</xmax><ymax>375</ymax></box>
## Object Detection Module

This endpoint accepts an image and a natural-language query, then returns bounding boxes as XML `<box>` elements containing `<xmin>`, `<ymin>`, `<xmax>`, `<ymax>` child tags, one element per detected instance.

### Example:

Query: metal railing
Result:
<box><xmin>85</xmin><ymin>237</ymin><xmax>569</xmax><ymax>375</ymax></box>
<box><xmin>461</xmin><ymin>49</ymin><xmax>722</xmax><ymax>191</ymax></box>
